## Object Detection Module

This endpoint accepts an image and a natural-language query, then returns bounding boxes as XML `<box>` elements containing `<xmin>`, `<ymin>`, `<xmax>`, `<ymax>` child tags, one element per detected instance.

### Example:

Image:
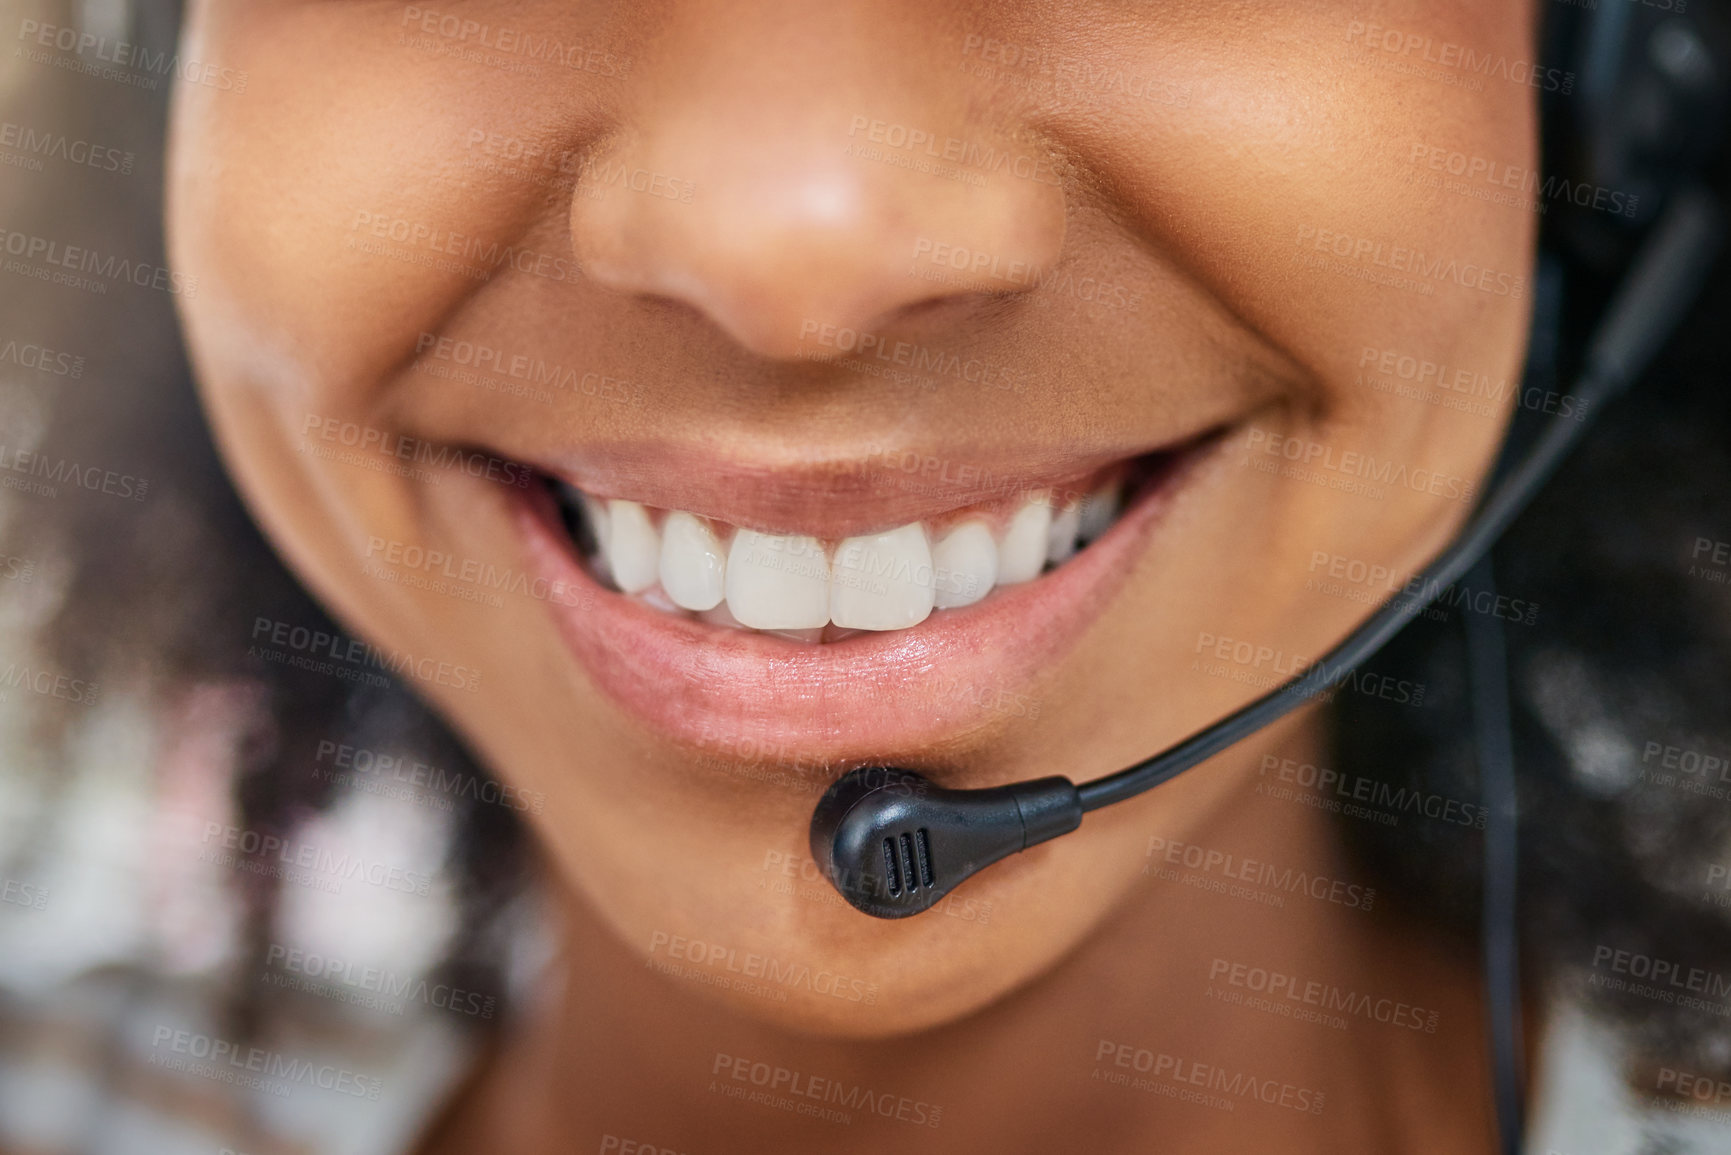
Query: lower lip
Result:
<box><xmin>512</xmin><ymin>442</ymin><xmax>1216</xmax><ymax>767</ymax></box>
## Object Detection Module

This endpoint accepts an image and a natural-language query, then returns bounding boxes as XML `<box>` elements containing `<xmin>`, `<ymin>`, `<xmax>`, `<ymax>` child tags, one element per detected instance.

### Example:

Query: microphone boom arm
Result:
<box><xmin>810</xmin><ymin>186</ymin><xmax>1722</xmax><ymax>919</ymax></box>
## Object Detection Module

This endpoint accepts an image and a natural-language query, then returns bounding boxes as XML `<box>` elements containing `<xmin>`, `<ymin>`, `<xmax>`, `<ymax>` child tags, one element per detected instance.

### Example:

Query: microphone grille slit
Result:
<box><xmin>881</xmin><ymin>829</ymin><xmax>935</xmax><ymax>900</ymax></box>
<box><xmin>882</xmin><ymin>837</ymin><xmax>903</xmax><ymax>897</ymax></box>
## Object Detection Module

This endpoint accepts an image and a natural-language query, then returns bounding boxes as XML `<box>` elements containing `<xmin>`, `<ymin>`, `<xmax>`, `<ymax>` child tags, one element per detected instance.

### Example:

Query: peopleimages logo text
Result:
<box><xmin>249</xmin><ymin>616</ymin><xmax>483</xmax><ymax>693</ymax></box>
<box><xmin>16</xmin><ymin>19</ymin><xmax>247</xmax><ymax>91</ymax></box>
<box><xmin>0</xmin><ymin>227</ymin><xmax>196</xmax><ymax>296</ymax></box>
<box><xmin>149</xmin><ymin>1028</ymin><xmax>381</xmax><ymax>1099</ymax></box>
<box><xmin>1295</xmin><ymin>226</ymin><xmax>1525</xmax><ymax>299</ymax></box>
<box><xmin>1346</xmin><ymin>21</ymin><xmax>1574</xmax><ymax>94</ymax></box>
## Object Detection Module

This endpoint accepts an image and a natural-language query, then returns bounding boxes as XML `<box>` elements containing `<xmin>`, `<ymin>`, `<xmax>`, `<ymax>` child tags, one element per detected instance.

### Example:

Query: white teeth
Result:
<box><xmin>559</xmin><ymin>472</ymin><xmax>1133</xmax><ymax>639</ymax></box>
<box><xmin>725</xmin><ymin>530</ymin><xmax>831</xmax><ymax>630</ymax></box>
<box><xmin>1077</xmin><ymin>484</ymin><xmax>1121</xmax><ymax>543</ymax></box>
<box><xmin>831</xmin><ymin>523</ymin><xmax>936</xmax><ymax>631</ymax></box>
<box><xmin>637</xmin><ymin>586</ymin><xmax>682</xmax><ymax>613</ymax></box>
<box><xmin>769</xmin><ymin>627</ymin><xmax>827</xmax><ymax>643</ymax></box>
<box><xmin>570</xmin><ymin>492</ymin><xmax>613</xmax><ymax>583</ymax></box>
<box><xmin>658</xmin><ymin>511</ymin><xmax>727</xmax><ymax>611</ymax></box>
<box><xmin>576</xmin><ymin>492</ymin><xmax>609</xmax><ymax>542</ymax></box>
<box><xmin>606</xmin><ymin>500</ymin><xmax>661</xmax><ymax>593</ymax></box>
<box><xmin>699</xmin><ymin>600</ymin><xmax>747</xmax><ymax>629</ymax></box>
<box><xmin>1046</xmin><ymin>501</ymin><xmax>1081</xmax><ymax>565</ymax></box>
<box><xmin>932</xmin><ymin>521</ymin><xmax>996</xmax><ymax>609</ymax></box>
<box><xmin>997</xmin><ymin>497</ymin><xmax>1052</xmax><ymax>584</ymax></box>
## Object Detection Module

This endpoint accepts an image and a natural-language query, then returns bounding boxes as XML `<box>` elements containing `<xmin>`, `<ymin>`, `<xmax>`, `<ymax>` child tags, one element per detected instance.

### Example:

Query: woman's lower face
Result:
<box><xmin>168</xmin><ymin>0</ymin><xmax>1535</xmax><ymax>1035</ymax></box>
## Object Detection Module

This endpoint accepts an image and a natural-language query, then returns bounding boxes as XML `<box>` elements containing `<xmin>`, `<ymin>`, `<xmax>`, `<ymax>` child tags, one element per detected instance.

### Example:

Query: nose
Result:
<box><xmin>568</xmin><ymin>5</ymin><xmax>1067</xmax><ymax>360</ymax></box>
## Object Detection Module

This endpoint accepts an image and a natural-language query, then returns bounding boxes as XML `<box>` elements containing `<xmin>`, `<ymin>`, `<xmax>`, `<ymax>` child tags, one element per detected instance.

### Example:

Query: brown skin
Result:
<box><xmin>168</xmin><ymin>0</ymin><xmax>1536</xmax><ymax>1149</ymax></box>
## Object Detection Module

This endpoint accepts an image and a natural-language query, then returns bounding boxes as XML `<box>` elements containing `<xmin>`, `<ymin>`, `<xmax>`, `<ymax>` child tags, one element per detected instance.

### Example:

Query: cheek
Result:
<box><xmin>1075</xmin><ymin>4</ymin><xmax>1537</xmax><ymax>455</ymax></box>
<box><xmin>167</xmin><ymin>0</ymin><xmax>565</xmax><ymax>419</ymax></box>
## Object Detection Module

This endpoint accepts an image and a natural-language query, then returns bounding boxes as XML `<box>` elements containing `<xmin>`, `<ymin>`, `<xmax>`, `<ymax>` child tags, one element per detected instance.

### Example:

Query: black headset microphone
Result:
<box><xmin>810</xmin><ymin>184</ymin><xmax>1722</xmax><ymax>922</ymax></box>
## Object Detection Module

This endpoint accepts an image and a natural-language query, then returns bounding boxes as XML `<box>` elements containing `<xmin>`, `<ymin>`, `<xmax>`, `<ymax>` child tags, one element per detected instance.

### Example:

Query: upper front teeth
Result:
<box><xmin>555</xmin><ymin>481</ymin><xmax>1126</xmax><ymax>639</ymax></box>
<box><xmin>726</xmin><ymin>530</ymin><xmax>831</xmax><ymax>629</ymax></box>
<box><xmin>831</xmin><ymin>522</ymin><xmax>936</xmax><ymax>630</ymax></box>
<box><xmin>659</xmin><ymin>511</ymin><xmax>727</xmax><ymax>611</ymax></box>
<box><xmin>931</xmin><ymin>521</ymin><xmax>996</xmax><ymax>609</ymax></box>
<box><xmin>997</xmin><ymin>500</ymin><xmax>1051</xmax><ymax>584</ymax></box>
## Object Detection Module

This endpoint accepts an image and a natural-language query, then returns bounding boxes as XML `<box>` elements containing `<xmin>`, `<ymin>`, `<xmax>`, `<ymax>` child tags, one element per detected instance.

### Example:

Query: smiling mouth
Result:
<box><xmin>542</xmin><ymin>456</ymin><xmax>1162</xmax><ymax>644</ymax></box>
<box><xmin>509</xmin><ymin>431</ymin><xmax>1222</xmax><ymax>757</ymax></box>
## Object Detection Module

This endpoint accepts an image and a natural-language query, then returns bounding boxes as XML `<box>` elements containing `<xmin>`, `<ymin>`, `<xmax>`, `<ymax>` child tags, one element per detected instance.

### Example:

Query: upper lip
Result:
<box><xmin>523</xmin><ymin>433</ymin><xmax>1205</xmax><ymax>539</ymax></box>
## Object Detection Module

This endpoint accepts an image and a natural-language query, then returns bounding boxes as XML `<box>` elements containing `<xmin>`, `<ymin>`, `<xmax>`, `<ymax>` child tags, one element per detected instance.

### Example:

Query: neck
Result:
<box><xmin>419</xmin><ymin>717</ymin><xmax>1501</xmax><ymax>1155</ymax></box>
